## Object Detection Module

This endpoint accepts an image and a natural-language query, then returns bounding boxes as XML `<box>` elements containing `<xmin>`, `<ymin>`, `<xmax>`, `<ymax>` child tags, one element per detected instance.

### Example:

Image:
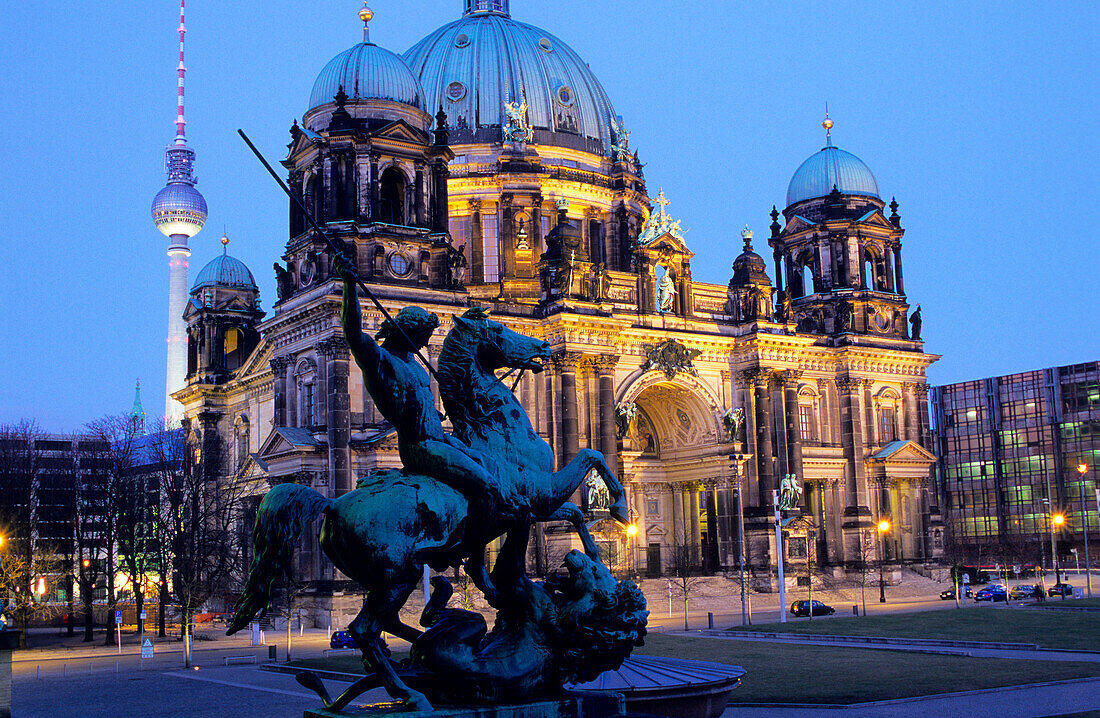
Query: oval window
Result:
<box><xmin>556</xmin><ymin>85</ymin><xmax>574</xmax><ymax>107</ymax></box>
<box><xmin>539</xmin><ymin>38</ymin><xmax>553</xmax><ymax>53</ymax></box>
<box><xmin>446</xmin><ymin>81</ymin><xmax>467</xmax><ymax>102</ymax></box>
<box><xmin>388</xmin><ymin>253</ymin><xmax>412</xmax><ymax>277</ymax></box>
<box><xmin>454</xmin><ymin>33</ymin><xmax>470</xmax><ymax>48</ymax></box>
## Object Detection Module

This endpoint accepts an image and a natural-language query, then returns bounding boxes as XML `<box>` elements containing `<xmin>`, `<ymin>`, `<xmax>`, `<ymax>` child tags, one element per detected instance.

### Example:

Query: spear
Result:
<box><xmin>237</xmin><ymin>129</ymin><xmax>440</xmax><ymax>383</ymax></box>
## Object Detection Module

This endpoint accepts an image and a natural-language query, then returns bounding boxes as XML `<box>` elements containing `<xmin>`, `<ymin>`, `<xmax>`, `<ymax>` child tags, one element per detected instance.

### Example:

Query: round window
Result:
<box><xmin>388</xmin><ymin>253</ymin><xmax>412</xmax><ymax>277</ymax></box>
<box><xmin>556</xmin><ymin>85</ymin><xmax>575</xmax><ymax>107</ymax></box>
<box><xmin>446</xmin><ymin>81</ymin><xmax>467</xmax><ymax>102</ymax></box>
<box><xmin>538</xmin><ymin>37</ymin><xmax>553</xmax><ymax>53</ymax></box>
<box><xmin>454</xmin><ymin>33</ymin><xmax>470</xmax><ymax>48</ymax></box>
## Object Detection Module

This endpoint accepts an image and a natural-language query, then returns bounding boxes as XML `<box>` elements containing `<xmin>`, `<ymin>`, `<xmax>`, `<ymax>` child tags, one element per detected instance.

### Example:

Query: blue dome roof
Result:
<box><xmin>309</xmin><ymin>42</ymin><xmax>425</xmax><ymax>112</ymax></box>
<box><xmin>151</xmin><ymin>182</ymin><xmax>208</xmax><ymax>239</ymax></box>
<box><xmin>786</xmin><ymin>146</ymin><xmax>880</xmax><ymax>208</ymax></box>
<box><xmin>403</xmin><ymin>11</ymin><xmax>619</xmax><ymax>155</ymax></box>
<box><xmin>191</xmin><ymin>254</ymin><xmax>257</xmax><ymax>292</ymax></box>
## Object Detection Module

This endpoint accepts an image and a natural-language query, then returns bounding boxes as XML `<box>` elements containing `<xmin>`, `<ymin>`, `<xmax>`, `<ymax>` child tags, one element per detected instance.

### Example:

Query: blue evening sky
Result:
<box><xmin>0</xmin><ymin>1</ymin><xmax>1096</xmax><ymax>430</ymax></box>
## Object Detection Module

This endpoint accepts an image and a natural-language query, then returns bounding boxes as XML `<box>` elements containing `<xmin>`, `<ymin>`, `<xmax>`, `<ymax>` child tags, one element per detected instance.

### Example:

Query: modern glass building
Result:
<box><xmin>930</xmin><ymin>362</ymin><xmax>1100</xmax><ymax>566</ymax></box>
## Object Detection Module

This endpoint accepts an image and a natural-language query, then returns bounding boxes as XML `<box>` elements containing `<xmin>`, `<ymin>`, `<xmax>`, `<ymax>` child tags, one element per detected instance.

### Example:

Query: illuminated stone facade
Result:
<box><xmin>174</xmin><ymin>4</ymin><xmax>942</xmax><ymax>620</ymax></box>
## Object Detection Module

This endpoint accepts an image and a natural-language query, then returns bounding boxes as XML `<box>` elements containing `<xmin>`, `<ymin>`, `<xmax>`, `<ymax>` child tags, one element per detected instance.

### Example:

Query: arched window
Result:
<box><xmin>862</xmin><ymin>251</ymin><xmax>875</xmax><ymax>290</ymax></box>
<box><xmin>223</xmin><ymin>328</ymin><xmax>244</xmax><ymax>372</ymax></box>
<box><xmin>304</xmin><ymin>175</ymin><xmax>321</xmax><ymax>224</ymax></box>
<box><xmin>294</xmin><ymin>359</ymin><xmax>317</xmax><ymax>429</ymax></box>
<box><xmin>380</xmin><ymin>167</ymin><xmax>406</xmax><ymax>224</ymax></box>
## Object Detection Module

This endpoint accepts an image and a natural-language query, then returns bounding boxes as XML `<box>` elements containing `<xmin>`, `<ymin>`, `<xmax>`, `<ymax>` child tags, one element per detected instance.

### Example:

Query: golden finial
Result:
<box><xmin>822</xmin><ymin>104</ymin><xmax>833</xmax><ymax>146</ymax></box>
<box><xmin>221</xmin><ymin>234</ymin><xmax>229</xmax><ymax>254</ymax></box>
<box><xmin>359</xmin><ymin>2</ymin><xmax>373</xmax><ymax>43</ymax></box>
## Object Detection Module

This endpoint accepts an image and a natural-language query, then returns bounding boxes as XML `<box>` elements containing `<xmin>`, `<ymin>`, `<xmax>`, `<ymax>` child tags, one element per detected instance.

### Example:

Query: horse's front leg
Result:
<box><xmin>542</xmin><ymin>502</ymin><xmax>599</xmax><ymax>560</ymax></box>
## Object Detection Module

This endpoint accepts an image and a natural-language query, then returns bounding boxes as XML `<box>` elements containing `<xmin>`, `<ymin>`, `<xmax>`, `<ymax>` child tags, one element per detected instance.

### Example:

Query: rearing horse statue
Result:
<box><xmin>228</xmin><ymin>308</ymin><xmax>629</xmax><ymax>712</ymax></box>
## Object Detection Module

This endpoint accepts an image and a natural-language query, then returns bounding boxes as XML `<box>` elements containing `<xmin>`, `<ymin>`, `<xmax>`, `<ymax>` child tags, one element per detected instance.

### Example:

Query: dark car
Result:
<box><xmin>790</xmin><ymin>600</ymin><xmax>835</xmax><ymax>617</ymax></box>
<box><xmin>974</xmin><ymin>584</ymin><xmax>1007</xmax><ymax>602</ymax></box>
<box><xmin>940</xmin><ymin>586</ymin><xmax>973</xmax><ymax>600</ymax></box>
<box><xmin>1048</xmin><ymin>583</ymin><xmax>1074</xmax><ymax>597</ymax></box>
<box><xmin>330</xmin><ymin>630</ymin><xmax>356</xmax><ymax>649</ymax></box>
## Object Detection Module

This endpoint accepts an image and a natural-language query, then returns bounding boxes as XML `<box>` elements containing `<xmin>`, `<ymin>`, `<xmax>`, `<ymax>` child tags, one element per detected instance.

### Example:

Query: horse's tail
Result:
<box><xmin>227</xmin><ymin>483</ymin><xmax>332</xmax><ymax>635</ymax></box>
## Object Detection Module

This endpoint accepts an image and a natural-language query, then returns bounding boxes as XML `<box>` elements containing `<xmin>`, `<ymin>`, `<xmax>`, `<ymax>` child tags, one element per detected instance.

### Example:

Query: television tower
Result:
<box><xmin>151</xmin><ymin>0</ymin><xmax>206</xmax><ymax>426</ymax></box>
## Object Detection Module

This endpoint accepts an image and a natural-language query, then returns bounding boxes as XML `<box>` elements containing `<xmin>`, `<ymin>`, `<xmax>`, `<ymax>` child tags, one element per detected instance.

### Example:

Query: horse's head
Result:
<box><xmin>546</xmin><ymin>550</ymin><xmax>648</xmax><ymax>685</ymax></box>
<box><xmin>452</xmin><ymin>307</ymin><xmax>550</xmax><ymax>374</ymax></box>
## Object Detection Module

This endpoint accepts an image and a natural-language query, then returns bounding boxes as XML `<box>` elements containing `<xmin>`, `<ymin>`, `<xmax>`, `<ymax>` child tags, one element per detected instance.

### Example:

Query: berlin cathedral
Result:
<box><xmin>171</xmin><ymin>0</ymin><xmax>942</xmax><ymax>621</ymax></box>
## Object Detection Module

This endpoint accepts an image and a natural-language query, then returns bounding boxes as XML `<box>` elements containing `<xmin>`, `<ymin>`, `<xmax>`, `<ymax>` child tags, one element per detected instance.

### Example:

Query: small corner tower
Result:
<box><xmin>184</xmin><ymin>236</ymin><xmax>264</xmax><ymax>385</ymax></box>
<box><xmin>151</xmin><ymin>0</ymin><xmax>207</xmax><ymax>425</ymax></box>
<box><xmin>727</xmin><ymin>226</ymin><xmax>773</xmax><ymax>324</ymax></box>
<box><xmin>770</xmin><ymin>115</ymin><xmax>912</xmax><ymax>340</ymax></box>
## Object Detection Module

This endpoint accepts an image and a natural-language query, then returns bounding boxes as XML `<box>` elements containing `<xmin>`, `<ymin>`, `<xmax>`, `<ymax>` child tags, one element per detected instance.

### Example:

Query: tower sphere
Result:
<box><xmin>152</xmin><ymin>181</ymin><xmax>208</xmax><ymax>238</ymax></box>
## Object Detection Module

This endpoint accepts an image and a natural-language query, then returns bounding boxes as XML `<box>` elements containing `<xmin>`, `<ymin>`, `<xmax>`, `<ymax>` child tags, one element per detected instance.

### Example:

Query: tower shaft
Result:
<box><xmin>166</xmin><ymin>239</ymin><xmax>191</xmax><ymax>423</ymax></box>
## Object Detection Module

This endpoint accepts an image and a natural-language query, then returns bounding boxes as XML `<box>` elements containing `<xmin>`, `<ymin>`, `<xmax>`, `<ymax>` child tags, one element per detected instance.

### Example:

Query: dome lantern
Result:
<box><xmin>464</xmin><ymin>0</ymin><xmax>509</xmax><ymax>17</ymax></box>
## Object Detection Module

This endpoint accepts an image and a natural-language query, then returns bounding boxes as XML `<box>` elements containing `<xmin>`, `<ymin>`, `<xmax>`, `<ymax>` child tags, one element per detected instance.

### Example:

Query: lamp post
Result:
<box><xmin>877</xmin><ymin>520</ymin><xmax>891</xmax><ymax>603</ymax></box>
<box><xmin>1077</xmin><ymin>463</ymin><xmax>1092</xmax><ymax>598</ymax></box>
<box><xmin>1052</xmin><ymin>512</ymin><xmax>1065</xmax><ymax>599</ymax></box>
<box><xmin>626</xmin><ymin>523</ymin><xmax>638</xmax><ymax>579</ymax></box>
<box><xmin>729</xmin><ymin>454</ymin><xmax>749</xmax><ymax>626</ymax></box>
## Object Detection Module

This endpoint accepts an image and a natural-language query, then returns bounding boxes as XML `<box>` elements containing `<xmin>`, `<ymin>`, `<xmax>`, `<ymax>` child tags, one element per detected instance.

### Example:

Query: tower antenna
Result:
<box><xmin>176</xmin><ymin>0</ymin><xmax>188</xmax><ymax>143</ymax></box>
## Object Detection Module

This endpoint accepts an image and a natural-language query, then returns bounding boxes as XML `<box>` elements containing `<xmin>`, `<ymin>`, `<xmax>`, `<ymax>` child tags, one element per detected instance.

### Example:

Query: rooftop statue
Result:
<box><xmin>228</xmin><ymin>255</ymin><xmax>641</xmax><ymax>713</ymax></box>
<box><xmin>503</xmin><ymin>97</ymin><xmax>533</xmax><ymax>143</ymax></box>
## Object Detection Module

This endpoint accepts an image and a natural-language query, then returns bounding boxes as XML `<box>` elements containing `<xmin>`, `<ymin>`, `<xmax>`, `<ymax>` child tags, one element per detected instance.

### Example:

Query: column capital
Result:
<box><xmin>468</xmin><ymin>198</ymin><xmax>482</xmax><ymax>212</ymax></box>
<box><xmin>551</xmin><ymin>351</ymin><xmax>584</xmax><ymax>372</ymax></box>
<box><xmin>269</xmin><ymin>355</ymin><xmax>293</xmax><ymax>373</ymax></box>
<box><xmin>816</xmin><ymin>377</ymin><xmax>832</xmax><ymax>391</ymax></box>
<box><xmin>836</xmin><ymin>375</ymin><xmax>863</xmax><ymax>392</ymax></box>
<box><xmin>911</xmin><ymin>383</ymin><xmax>929</xmax><ymax>399</ymax></box>
<box><xmin>741</xmin><ymin>367</ymin><xmax>774</xmax><ymax>387</ymax></box>
<box><xmin>317</xmin><ymin>337</ymin><xmax>350</xmax><ymax>360</ymax></box>
<box><xmin>779</xmin><ymin>369</ymin><xmax>804</xmax><ymax>387</ymax></box>
<box><xmin>592</xmin><ymin>354</ymin><xmax>620</xmax><ymax>375</ymax></box>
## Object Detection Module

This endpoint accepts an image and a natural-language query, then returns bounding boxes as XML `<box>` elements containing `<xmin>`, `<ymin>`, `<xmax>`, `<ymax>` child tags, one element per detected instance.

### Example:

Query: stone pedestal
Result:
<box><xmin>304</xmin><ymin>692</ymin><xmax>623</xmax><ymax>718</ymax></box>
<box><xmin>0</xmin><ymin>630</ymin><xmax>18</xmax><ymax>718</ymax></box>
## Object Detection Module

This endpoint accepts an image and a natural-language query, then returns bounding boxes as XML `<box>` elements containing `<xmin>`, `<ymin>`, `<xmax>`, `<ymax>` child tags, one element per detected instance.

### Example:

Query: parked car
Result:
<box><xmin>330</xmin><ymin>630</ymin><xmax>356</xmax><ymax>649</ymax></box>
<box><xmin>790</xmin><ymin>600</ymin><xmax>835</xmax><ymax>617</ymax></box>
<box><xmin>1048</xmin><ymin>583</ymin><xmax>1074</xmax><ymax>597</ymax></box>
<box><xmin>940</xmin><ymin>586</ymin><xmax>973</xmax><ymax>600</ymax></box>
<box><xmin>974</xmin><ymin>584</ymin><xmax>1007</xmax><ymax>602</ymax></box>
<box><xmin>1009</xmin><ymin>585</ymin><xmax>1040</xmax><ymax>600</ymax></box>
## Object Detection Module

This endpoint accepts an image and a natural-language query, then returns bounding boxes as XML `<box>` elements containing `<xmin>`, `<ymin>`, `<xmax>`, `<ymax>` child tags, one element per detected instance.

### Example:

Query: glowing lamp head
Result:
<box><xmin>82</xmin><ymin>559</ymin><xmax>90</xmax><ymax>568</ymax></box>
<box><xmin>877</xmin><ymin>520</ymin><xmax>891</xmax><ymax>533</ymax></box>
<box><xmin>35</xmin><ymin>577</ymin><xmax>46</xmax><ymax>596</ymax></box>
<box><xmin>1078</xmin><ymin>463</ymin><xmax>1088</xmax><ymax>475</ymax></box>
<box><xmin>626</xmin><ymin>524</ymin><xmax>638</xmax><ymax>537</ymax></box>
<box><xmin>1053</xmin><ymin>514</ymin><xmax>1065</xmax><ymax>527</ymax></box>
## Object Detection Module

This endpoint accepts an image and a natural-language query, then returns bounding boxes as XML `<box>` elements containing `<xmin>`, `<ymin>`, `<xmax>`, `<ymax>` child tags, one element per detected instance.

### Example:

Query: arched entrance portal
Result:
<box><xmin>614</xmin><ymin>376</ymin><xmax>737</xmax><ymax>578</ymax></box>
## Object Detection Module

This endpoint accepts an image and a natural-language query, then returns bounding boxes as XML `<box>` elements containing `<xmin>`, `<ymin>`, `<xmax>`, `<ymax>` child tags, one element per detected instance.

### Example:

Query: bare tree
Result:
<box><xmin>667</xmin><ymin>540</ymin><xmax>705</xmax><ymax>630</ymax></box>
<box><xmin>850</xmin><ymin>529</ymin><xmax>876</xmax><ymax>616</ymax></box>
<box><xmin>70</xmin><ymin>435</ymin><xmax>113</xmax><ymax>641</ymax></box>
<box><xmin>148</xmin><ymin>426</ymin><xmax>249</xmax><ymax>667</ymax></box>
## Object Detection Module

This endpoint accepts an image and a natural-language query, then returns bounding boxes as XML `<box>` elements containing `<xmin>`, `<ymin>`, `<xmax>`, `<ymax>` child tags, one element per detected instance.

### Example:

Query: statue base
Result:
<box><xmin>303</xmin><ymin>692</ymin><xmax>624</xmax><ymax>718</ymax></box>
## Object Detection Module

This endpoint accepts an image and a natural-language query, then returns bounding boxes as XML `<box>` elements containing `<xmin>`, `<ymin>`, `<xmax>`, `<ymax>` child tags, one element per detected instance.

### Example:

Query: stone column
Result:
<box><xmin>594</xmin><ymin>355</ymin><xmax>619</xmax><ymax>473</ymax></box>
<box><xmin>470</xmin><ymin>199</ymin><xmax>484</xmax><ymax>284</ymax></box>
<box><xmin>270</xmin><ymin>356</ymin><xmax>291</xmax><ymax>426</ymax></box>
<box><xmin>689</xmin><ymin>485</ymin><xmax>702</xmax><ymax>564</ymax></box>
<box><xmin>893</xmin><ymin>244</ymin><xmax>905</xmax><ymax>295</ymax></box>
<box><xmin>544</xmin><ymin>368</ymin><xmax>558</xmax><ymax>466</ymax></box>
<box><xmin>817</xmin><ymin>378</ymin><xmax>833</xmax><ymax>445</ymax></box>
<box><xmin>704</xmin><ymin>480</ymin><xmax>720</xmax><ymax>573</ymax></box>
<box><xmin>915</xmin><ymin>384</ymin><xmax>931</xmax><ymax>447</ymax></box>
<box><xmin>368</xmin><ymin>152</ymin><xmax>381</xmax><ymax>220</ymax></box>
<box><xmin>320</xmin><ymin>338</ymin><xmax>353</xmax><ymax>496</ymax></box>
<box><xmin>672</xmin><ymin>487</ymin><xmax>686</xmax><ymax>545</ymax></box>
<box><xmin>773</xmin><ymin>251</ymin><xmax>784</xmax><ymax>295</ymax></box>
<box><xmin>414</xmin><ymin>164</ymin><xmax>427</xmax><ymax>227</ymax></box>
<box><xmin>747</xmin><ymin>369</ymin><xmax>776</xmax><ymax>510</ymax></box>
<box><xmin>197</xmin><ymin>410</ymin><xmax>223</xmax><ymax>483</ymax></box>
<box><xmin>902</xmin><ymin>382</ymin><xmax>921</xmax><ymax>442</ymax></box>
<box><xmin>531</xmin><ymin>194</ymin><xmax>544</xmax><ymax>256</ymax></box>
<box><xmin>884</xmin><ymin>249</ymin><xmax>895</xmax><ymax>293</ymax></box>
<box><xmin>837</xmin><ymin>376</ymin><xmax>872</xmax><ymax>561</ymax></box>
<box><xmin>554</xmin><ymin>352</ymin><xmax>583</xmax><ymax>462</ymax></box>
<box><xmin>781</xmin><ymin>370</ymin><xmax>805</xmax><ymax>491</ymax></box>
<box><xmin>500</xmin><ymin>192</ymin><xmax>514</xmax><ymax>278</ymax></box>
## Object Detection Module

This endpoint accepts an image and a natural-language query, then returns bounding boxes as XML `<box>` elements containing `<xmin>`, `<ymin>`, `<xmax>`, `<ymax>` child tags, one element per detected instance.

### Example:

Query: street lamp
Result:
<box><xmin>1052</xmin><ymin>512</ymin><xmax>1066</xmax><ymax>597</ymax></box>
<box><xmin>728</xmin><ymin>454</ymin><xmax>750</xmax><ymax>626</ymax></box>
<box><xmin>877</xmin><ymin>520</ymin><xmax>891</xmax><ymax>603</ymax></box>
<box><xmin>1077</xmin><ymin>463</ymin><xmax>1092</xmax><ymax>598</ymax></box>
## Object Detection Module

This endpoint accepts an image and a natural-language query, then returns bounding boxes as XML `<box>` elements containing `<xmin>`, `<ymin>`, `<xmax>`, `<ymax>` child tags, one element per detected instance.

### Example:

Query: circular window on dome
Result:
<box><xmin>446</xmin><ymin>81</ymin><xmax>467</xmax><ymax>102</ymax></box>
<box><xmin>539</xmin><ymin>38</ymin><xmax>553</xmax><ymax>53</ymax></box>
<box><xmin>555</xmin><ymin>85</ymin><xmax>575</xmax><ymax>108</ymax></box>
<box><xmin>388</xmin><ymin>252</ymin><xmax>413</xmax><ymax>278</ymax></box>
<box><xmin>454</xmin><ymin>33</ymin><xmax>470</xmax><ymax>48</ymax></box>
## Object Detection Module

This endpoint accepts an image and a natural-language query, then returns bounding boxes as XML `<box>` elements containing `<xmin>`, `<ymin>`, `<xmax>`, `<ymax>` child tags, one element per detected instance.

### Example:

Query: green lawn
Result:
<box><xmin>287</xmin><ymin>634</ymin><xmax>1100</xmax><ymax>705</ymax></box>
<box><xmin>731</xmin><ymin>605</ymin><xmax>1100</xmax><ymax>651</ymax></box>
<box><xmin>1035</xmin><ymin>598</ymin><xmax>1100</xmax><ymax>610</ymax></box>
<box><xmin>635</xmin><ymin>634</ymin><xmax>1100</xmax><ymax>704</ymax></box>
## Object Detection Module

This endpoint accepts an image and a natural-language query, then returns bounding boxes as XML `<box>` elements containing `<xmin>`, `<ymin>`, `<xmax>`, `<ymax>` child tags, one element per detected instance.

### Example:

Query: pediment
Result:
<box><xmin>636</xmin><ymin>232</ymin><xmax>694</xmax><ymax>260</ymax></box>
<box><xmin>258</xmin><ymin>426</ymin><xmax>324</xmax><ymax>462</ymax></box>
<box><xmin>375</xmin><ymin>120</ymin><xmax>428</xmax><ymax>144</ymax></box>
<box><xmin>786</xmin><ymin>215</ymin><xmax>816</xmax><ymax>232</ymax></box>
<box><xmin>869</xmin><ymin>440</ymin><xmax>937</xmax><ymax>465</ymax></box>
<box><xmin>855</xmin><ymin>210</ymin><xmax>894</xmax><ymax>229</ymax></box>
<box><xmin>237</xmin><ymin>337</ymin><xmax>272</xmax><ymax>378</ymax></box>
